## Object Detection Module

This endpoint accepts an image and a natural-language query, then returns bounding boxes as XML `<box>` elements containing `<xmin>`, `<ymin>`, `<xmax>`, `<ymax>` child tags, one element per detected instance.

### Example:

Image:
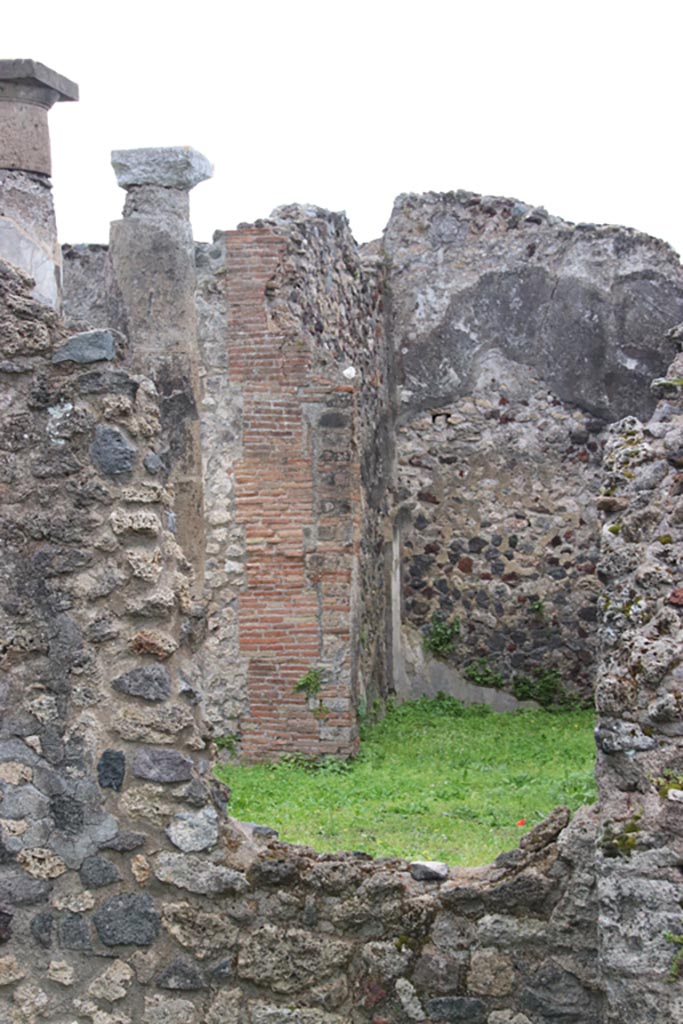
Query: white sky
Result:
<box><xmin>5</xmin><ymin>0</ymin><xmax>683</xmax><ymax>256</ymax></box>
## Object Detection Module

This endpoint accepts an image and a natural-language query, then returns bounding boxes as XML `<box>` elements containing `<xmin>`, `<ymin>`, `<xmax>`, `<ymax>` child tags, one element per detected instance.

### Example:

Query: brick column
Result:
<box><xmin>222</xmin><ymin>227</ymin><xmax>360</xmax><ymax>760</ymax></box>
<box><xmin>0</xmin><ymin>59</ymin><xmax>78</xmax><ymax>307</ymax></box>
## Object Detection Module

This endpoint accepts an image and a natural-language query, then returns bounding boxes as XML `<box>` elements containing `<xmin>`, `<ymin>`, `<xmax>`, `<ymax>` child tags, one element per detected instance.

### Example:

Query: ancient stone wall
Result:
<box><xmin>9</xmin><ymin>66</ymin><xmax>683</xmax><ymax>1018</ymax></box>
<box><xmin>194</xmin><ymin>206</ymin><xmax>391</xmax><ymax>757</ymax></box>
<box><xmin>384</xmin><ymin>191</ymin><xmax>683</xmax><ymax>705</ymax></box>
<box><xmin>593</xmin><ymin>332</ymin><xmax>683</xmax><ymax>1022</ymax></box>
<box><xmin>65</xmin><ymin>201</ymin><xmax>392</xmax><ymax>760</ymax></box>
<box><xmin>0</xmin><ymin>256</ymin><xmax>229</xmax><ymax>1022</ymax></box>
<box><xmin>384</xmin><ymin>190</ymin><xmax>683</xmax><ymax>422</ymax></box>
<box><xmin>394</xmin><ymin>371</ymin><xmax>605</xmax><ymax>705</ymax></box>
<box><xmin>0</xmin><ymin>250</ymin><xmax>604</xmax><ymax>1024</ymax></box>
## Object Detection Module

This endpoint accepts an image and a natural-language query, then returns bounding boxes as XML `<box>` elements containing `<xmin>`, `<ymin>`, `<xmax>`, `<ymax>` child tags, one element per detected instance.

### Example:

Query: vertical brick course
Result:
<box><xmin>221</xmin><ymin>227</ymin><xmax>360</xmax><ymax>759</ymax></box>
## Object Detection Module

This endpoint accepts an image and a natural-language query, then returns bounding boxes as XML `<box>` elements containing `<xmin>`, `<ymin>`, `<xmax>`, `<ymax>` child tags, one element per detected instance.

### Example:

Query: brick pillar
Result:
<box><xmin>0</xmin><ymin>59</ymin><xmax>78</xmax><ymax>307</ymax></box>
<box><xmin>222</xmin><ymin>227</ymin><xmax>360</xmax><ymax>760</ymax></box>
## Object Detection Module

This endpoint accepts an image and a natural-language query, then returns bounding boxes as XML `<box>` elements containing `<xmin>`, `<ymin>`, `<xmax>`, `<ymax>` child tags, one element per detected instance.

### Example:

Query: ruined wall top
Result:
<box><xmin>384</xmin><ymin>190</ymin><xmax>683</xmax><ymax>422</ymax></box>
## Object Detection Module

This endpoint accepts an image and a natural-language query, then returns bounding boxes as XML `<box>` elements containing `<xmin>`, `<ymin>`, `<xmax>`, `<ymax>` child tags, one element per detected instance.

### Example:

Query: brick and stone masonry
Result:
<box><xmin>3</xmin><ymin>57</ymin><xmax>683</xmax><ymax>1022</ymax></box>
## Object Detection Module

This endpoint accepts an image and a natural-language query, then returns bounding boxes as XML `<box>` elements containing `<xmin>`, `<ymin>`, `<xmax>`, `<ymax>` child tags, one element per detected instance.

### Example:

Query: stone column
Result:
<box><xmin>108</xmin><ymin>147</ymin><xmax>212</xmax><ymax>589</ymax></box>
<box><xmin>0</xmin><ymin>59</ymin><xmax>78</xmax><ymax>307</ymax></box>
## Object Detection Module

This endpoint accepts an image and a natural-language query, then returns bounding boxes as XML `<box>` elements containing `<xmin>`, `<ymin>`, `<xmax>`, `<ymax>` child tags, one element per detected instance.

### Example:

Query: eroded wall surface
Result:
<box><xmin>593</xmin><ymin>344</ymin><xmax>683</xmax><ymax>1023</ymax></box>
<box><xmin>384</xmin><ymin>191</ymin><xmax>683</xmax><ymax>702</ymax></box>
<box><xmin>42</xmin><ymin>181</ymin><xmax>683</xmax><ymax>1021</ymax></box>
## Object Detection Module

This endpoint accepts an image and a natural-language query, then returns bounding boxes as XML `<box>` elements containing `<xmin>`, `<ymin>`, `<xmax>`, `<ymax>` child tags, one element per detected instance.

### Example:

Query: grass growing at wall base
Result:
<box><xmin>215</xmin><ymin>697</ymin><xmax>597</xmax><ymax>866</ymax></box>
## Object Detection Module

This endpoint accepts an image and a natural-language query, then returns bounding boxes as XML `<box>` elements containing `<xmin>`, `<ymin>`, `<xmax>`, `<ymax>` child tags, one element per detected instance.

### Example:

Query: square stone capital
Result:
<box><xmin>0</xmin><ymin>60</ymin><xmax>79</xmax><ymax>107</ymax></box>
<box><xmin>111</xmin><ymin>148</ymin><xmax>213</xmax><ymax>192</ymax></box>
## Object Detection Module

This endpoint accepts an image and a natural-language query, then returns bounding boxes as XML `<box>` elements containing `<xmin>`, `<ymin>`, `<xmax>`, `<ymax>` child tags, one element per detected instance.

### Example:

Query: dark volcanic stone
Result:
<box><xmin>319</xmin><ymin>411</ymin><xmax>349</xmax><ymax>428</ymax></box>
<box><xmin>156</xmin><ymin>955</ymin><xmax>205</xmax><ymax>990</ymax></box>
<box><xmin>58</xmin><ymin>912</ymin><xmax>92</xmax><ymax>951</ymax></box>
<box><xmin>30</xmin><ymin>912</ymin><xmax>54</xmax><ymax>948</ymax></box>
<box><xmin>487</xmin><ymin>872</ymin><xmax>554</xmax><ymax>914</ymax></box>
<box><xmin>99</xmin><ymin>831</ymin><xmax>146</xmax><ymax>853</ymax></box>
<box><xmin>52</xmin><ymin>329</ymin><xmax>117</xmax><ymax>365</ymax></box>
<box><xmin>0</xmin><ymin>869</ymin><xmax>51</xmax><ymax>906</ymax></box>
<box><xmin>521</xmin><ymin>959</ymin><xmax>603</xmax><ymax>1020</ymax></box>
<box><xmin>93</xmin><ymin>892</ymin><xmax>160</xmax><ymax>946</ymax></box>
<box><xmin>246</xmin><ymin>858</ymin><xmax>300</xmax><ymax>887</ymax></box>
<box><xmin>90</xmin><ymin>425</ymin><xmax>137</xmax><ymax>477</ymax></box>
<box><xmin>50</xmin><ymin>794</ymin><xmax>85</xmax><ymax>834</ymax></box>
<box><xmin>132</xmin><ymin>747</ymin><xmax>193</xmax><ymax>783</ymax></box>
<box><xmin>111</xmin><ymin>664</ymin><xmax>172</xmax><ymax>702</ymax></box>
<box><xmin>0</xmin><ymin>908</ymin><xmax>12</xmax><ymax>943</ymax></box>
<box><xmin>79</xmin><ymin>856</ymin><xmax>121</xmax><ymax>889</ymax></box>
<box><xmin>413</xmin><ymin>953</ymin><xmax>468</xmax><ymax>996</ymax></box>
<box><xmin>427</xmin><ymin>997</ymin><xmax>486</xmax><ymax>1022</ymax></box>
<box><xmin>97</xmin><ymin>750</ymin><xmax>126</xmax><ymax>791</ymax></box>
<box><xmin>144</xmin><ymin>451</ymin><xmax>163</xmax><ymax>475</ymax></box>
<box><xmin>209</xmin><ymin>957</ymin><xmax>233</xmax><ymax>982</ymax></box>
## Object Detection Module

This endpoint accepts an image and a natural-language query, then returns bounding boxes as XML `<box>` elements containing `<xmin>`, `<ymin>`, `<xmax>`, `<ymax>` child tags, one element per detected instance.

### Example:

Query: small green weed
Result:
<box><xmin>665</xmin><ymin>924</ymin><xmax>683</xmax><ymax>981</ymax></box>
<box><xmin>423</xmin><ymin>615</ymin><xmax>460</xmax><ymax>658</ymax></box>
<box><xmin>511</xmin><ymin>667</ymin><xmax>574</xmax><ymax>709</ymax></box>
<box><xmin>294</xmin><ymin>668</ymin><xmax>323</xmax><ymax>698</ymax></box>
<box><xmin>600</xmin><ymin>809</ymin><xmax>643</xmax><ymax>858</ymax></box>
<box><xmin>529</xmin><ymin>598</ymin><xmax>545</xmax><ymax>614</ymax></box>
<box><xmin>464</xmin><ymin>658</ymin><xmax>504</xmax><ymax>689</ymax></box>
<box><xmin>654</xmin><ymin>770</ymin><xmax>683</xmax><ymax>799</ymax></box>
<box><xmin>214</xmin><ymin>734</ymin><xmax>237</xmax><ymax>755</ymax></box>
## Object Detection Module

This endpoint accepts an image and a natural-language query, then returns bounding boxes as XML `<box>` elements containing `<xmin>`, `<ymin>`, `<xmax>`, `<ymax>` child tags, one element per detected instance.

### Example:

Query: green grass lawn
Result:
<box><xmin>215</xmin><ymin>696</ymin><xmax>597</xmax><ymax>866</ymax></box>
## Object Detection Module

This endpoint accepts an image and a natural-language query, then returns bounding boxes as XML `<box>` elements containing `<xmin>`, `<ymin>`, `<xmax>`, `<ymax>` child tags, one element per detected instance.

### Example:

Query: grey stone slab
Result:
<box><xmin>111</xmin><ymin>147</ymin><xmax>212</xmax><ymax>191</ymax></box>
<box><xmin>52</xmin><ymin>329</ymin><xmax>118</xmax><ymax>365</ymax></box>
<box><xmin>153</xmin><ymin>852</ymin><xmax>247</xmax><ymax>895</ymax></box>
<box><xmin>58</xmin><ymin>911</ymin><xmax>92</xmax><ymax>951</ymax></box>
<box><xmin>0</xmin><ymin>61</ymin><xmax>78</xmax><ymax>102</ymax></box>
<box><xmin>0</xmin><ymin>867</ymin><xmax>51</xmax><ymax>906</ymax></box>
<box><xmin>426</xmin><ymin>997</ymin><xmax>486</xmax><ymax>1022</ymax></box>
<box><xmin>99</xmin><ymin>831</ymin><xmax>146</xmax><ymax>853</ymax></box>
<box><xmin>133</xmin><ymin>747</ymin><xmax>193</xmax><ymax>783</ymax></box>
<box><xmin>409</xmin><ymin>860</ymin><xmax>449</xmax><ymax>882</ymax></box>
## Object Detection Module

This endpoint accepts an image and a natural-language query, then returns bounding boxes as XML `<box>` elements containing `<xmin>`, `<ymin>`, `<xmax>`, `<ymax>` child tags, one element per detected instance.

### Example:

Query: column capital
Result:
<box><xmin>111</xmin><ymin>148</ymin><xmax>213</xmax><ymax>192</ymax></box>
<box><xmin>0</xmin><ymin>59</ymin><xmax>79</xmax><ymax>108</ymax></box>
<box><xmin>0</xmin><ymin>59</ymin><xmax>78</xmax><ymax>176</ymax></box>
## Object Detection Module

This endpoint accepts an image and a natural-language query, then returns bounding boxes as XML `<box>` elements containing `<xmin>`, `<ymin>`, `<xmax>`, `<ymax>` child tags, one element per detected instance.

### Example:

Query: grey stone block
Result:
<box><xmin>97</xmin><ymin>750</ymin><xmax>126</xmax><ymax>791</ymax></box>
<box><xmin>90</xmin><ymin>425</ymin><xmax>137</xmax><ymax>477</ymax></box>
<box><xmin>166</xmin><ymin>807</ymin><xmax>219</xmax><ymax>852</ymax></box>
<box><xmin>79</xmin><ymin>855</ymin><xmax>121</xmax><ymax>888</ymax></box>
<box><xmin>93</xmin><ymin>892</ymin><xmax>160</xmax><ymax>946</ymax></box>
<box><xmin>156</xmin><ymin>956</ymin><xmax>205</xmax><ymax>990</ymax></box>
<box><xmin>52</xmin><ymin>329</ymin><xmax>118</xmax><ymax>364</ymax></box>
<box><xmin>426</xmin><ymin>997</ymin><xmax>486</xmax><ymax>1022</ymax></box>
<box><xmin>0</xmin><ymin>868</ymin><xmax>51</xmax><ymax>908</ymax></box>
<box><xmin>111</xmin><ymin>665</ymin><xmax>172</xmax><ymax>702</ymax></box>
<box><xmin>99</xmin><ymin>831</ymin><xmax>146</xmax><ymax>853</ymax></box>
<box><xmin>133</xmin><ymin>747</ymin><xmax>193</xmax><ymax>783</ymax></box>
<box><xmin>111</xmin><ymin>147</ymin><xmax>212</xmax><ymax>191</ymax></box>
<box><xmin>409</xmin><ymin>860</ymin><xmax>449</xmax><ymax>882</ymax></box>
<box><xmin>58</xmin><ymin>912</ymin><xmax>91</xmax><ymax>951</ymax></box>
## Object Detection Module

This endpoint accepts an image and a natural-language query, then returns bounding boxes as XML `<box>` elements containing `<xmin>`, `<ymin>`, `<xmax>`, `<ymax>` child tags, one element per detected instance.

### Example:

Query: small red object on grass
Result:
<box><xmin>516</xmin><ymin>819</ymin><xmax>526</xmax><ymax>826</ymax></box>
